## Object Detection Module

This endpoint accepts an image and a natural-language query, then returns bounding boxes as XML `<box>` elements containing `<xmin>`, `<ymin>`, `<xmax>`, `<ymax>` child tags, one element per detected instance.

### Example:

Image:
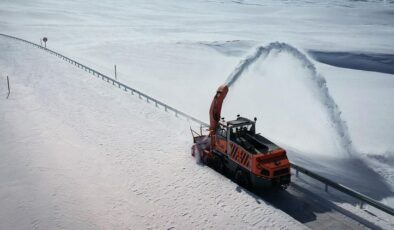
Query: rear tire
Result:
<box><xmin>202</xmin><ymin>153</ymin><xmax>209</xmax><ymax>165</ymax></box>
<box><xmin>280</xmin><ymin>184</ymin><xmax>289</xmax><ymax>190</ymax></box>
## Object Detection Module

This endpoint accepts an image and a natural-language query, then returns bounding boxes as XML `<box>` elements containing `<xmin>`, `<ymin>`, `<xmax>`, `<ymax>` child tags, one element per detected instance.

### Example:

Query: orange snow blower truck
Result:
<box><xmin>191</xmin><ymin>85</ymin><xmax>291</xmax><ymax>189</ymax></box>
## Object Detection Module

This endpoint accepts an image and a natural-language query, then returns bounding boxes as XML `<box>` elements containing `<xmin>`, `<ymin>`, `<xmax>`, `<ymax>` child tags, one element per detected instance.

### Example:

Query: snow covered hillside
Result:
<box><xmin>0</xmin><ymin>38</ymin><xmax>307</xmax><ymax>229</ymax></box>
<box><xmin>1</xmin><ymin>0</ymin><xmax>394</xmax><ymax>228</ymax></box>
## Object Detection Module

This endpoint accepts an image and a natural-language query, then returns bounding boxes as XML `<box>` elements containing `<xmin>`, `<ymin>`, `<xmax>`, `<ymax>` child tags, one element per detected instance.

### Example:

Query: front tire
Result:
<box><xmin>235</xmin><ymin>170</ymin><xmax>251</xmax><ymax>188</ymax></box>
<box><xmin>214</xmin><ymin>157</ymin><xmax>226</xmax><ymax>174</ymax></box>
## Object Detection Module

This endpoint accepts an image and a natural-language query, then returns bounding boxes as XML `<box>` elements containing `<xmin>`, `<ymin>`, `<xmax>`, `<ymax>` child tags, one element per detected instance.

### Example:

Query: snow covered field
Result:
<box><xmin>1</xmin><ymin>0</ymin><xmax>394</xmax><ymax>229</ymax></box>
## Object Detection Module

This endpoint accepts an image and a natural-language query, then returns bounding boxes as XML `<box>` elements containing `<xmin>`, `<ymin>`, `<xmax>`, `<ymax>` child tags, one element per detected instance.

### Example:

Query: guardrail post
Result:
<box><xmin>359</xmin><ymin>201</ymin><xmax>364</xmax><ymax>209</ymax></box>
<box><xmin>175</xmin><ymin>111</ymin><xmax>178</xmax><ymax>117</ymax></box>
<box><xmin>131</xmin><ymin>90</ymin><xmax>134</xmax><ymax>95</ymax></box>
<box><xmin>165</xmin><ymin>106</ymin><xmax>168</xmax><ymax>112</ymax></box>
<box><xmin>146</xmin><ymin>97</ymin><xmax>149</xmax><ymax>103</ymax></box>
<box><xmin>296</xmin><ymin>169</ymin><xmax>299</xmax><ymax>177</ymax></box>
<box><xmin>138</xmin><ymin>93</ymin><xmax>141</xmax><ymax>99</ymax></box>
<box><xmin>155</xmin><ymin>101</ymin><xmax>158</xmax><ymax>107</ymax></box>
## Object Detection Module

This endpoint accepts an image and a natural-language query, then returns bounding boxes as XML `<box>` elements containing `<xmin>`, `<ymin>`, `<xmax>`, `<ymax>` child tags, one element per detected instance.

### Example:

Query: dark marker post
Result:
<box><xmin>43</xmin><ymin>37</ymin><xmax>48</xmax><ymax>48</ymax></box>
<box><xmin>114</xmin><ymin>64</ymin><xmax>117</xmax><ymax>80</ymax></box>
<box><xmin>6</xmin><ymin>75</ymin><xmax>10</xmax><ymax>99</ymax></box>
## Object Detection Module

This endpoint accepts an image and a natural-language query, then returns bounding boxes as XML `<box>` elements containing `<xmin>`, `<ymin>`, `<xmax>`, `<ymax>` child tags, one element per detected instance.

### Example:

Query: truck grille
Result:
<box><xmin>274</xmin><ymin>168</ymin><xmax>289</xmax><ymax>177</ymax></box>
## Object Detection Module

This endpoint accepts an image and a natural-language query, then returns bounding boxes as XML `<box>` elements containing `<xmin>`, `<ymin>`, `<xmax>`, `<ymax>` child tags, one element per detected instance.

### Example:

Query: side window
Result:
<box><xmin>218</xmin><ymin>128</ymin><xmax>227</xmax><ymax>138</ymax></box>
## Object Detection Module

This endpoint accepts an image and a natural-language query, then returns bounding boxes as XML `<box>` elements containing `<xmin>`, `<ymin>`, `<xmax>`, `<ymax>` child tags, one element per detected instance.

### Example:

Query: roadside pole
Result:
<box><xmin>114</xmin><ymin>64</ymin><xmax>117</xmax><ymax>80</ymax></box>
<box><xmin>6</xmin><ymin>75</ymin><xmax>10</xmax><ymax>99</ymax></box>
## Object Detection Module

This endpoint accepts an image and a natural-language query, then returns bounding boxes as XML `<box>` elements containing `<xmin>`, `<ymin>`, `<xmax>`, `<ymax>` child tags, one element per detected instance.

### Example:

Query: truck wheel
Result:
<box><xmin>202</xmin><ymin>152</ymin><xmax>213</xmax><ymax>166</ymax></box>
<box><xmin>202</xmin><ymin>153</ymin><xmax>208</xmax><ymax>165</ymax></box>
<box><xmin>280</xmin><ymin>184</ymin><xmax>289</xmax><ymax>190</ymax></box>
<box><xmin>235</xmin><ymin>170</ymin><xmax>251</xmax><ymax>188</ymax></box>
<box><xmin>216</xmin><ymin>157</ymin><xmax>226</xmax><ymax>174</ymax></box>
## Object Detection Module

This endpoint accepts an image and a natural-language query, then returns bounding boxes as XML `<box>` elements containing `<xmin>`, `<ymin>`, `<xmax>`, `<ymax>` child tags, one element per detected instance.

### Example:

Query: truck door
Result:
<box><xmin>215</xmin><ymin>127</ymin><xmax>227</xmax><ymax>154</ymax></box>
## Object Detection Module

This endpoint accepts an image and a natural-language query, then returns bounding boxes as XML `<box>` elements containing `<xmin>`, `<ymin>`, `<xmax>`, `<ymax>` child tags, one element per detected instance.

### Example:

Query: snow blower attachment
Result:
<box><xmin>191</xmin><ymin>84</ymin><xmax>291</xmax><ymax>189</ymax></box>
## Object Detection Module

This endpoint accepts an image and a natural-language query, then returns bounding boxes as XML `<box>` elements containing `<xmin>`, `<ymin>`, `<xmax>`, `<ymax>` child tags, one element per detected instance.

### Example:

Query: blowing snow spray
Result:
<box><xmin>225</xmin><ymin>42</ymin><xmax>354</xmax><ymax>156</ymax></box>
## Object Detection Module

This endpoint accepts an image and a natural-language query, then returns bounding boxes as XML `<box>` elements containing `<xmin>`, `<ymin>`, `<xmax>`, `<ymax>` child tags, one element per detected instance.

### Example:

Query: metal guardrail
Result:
<box><xmin>0</xmin><ymin>33</ymin><xmax>208</xmax><ymax>127</ymax></box>
<box><xmin>1</xmin><ymin>33</ymin><xmax>392</xmax><ymax>216</ymax></box>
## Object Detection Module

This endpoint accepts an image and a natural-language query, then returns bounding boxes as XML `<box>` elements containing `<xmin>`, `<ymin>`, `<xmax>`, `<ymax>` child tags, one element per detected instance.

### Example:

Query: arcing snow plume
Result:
<box><xmin>226</xmin><ymin>46</ymin><xmax>267</xmax><ymax>87</ymax></box>
<box><xmin>226</xmin><ymin>42</ymin><xmax>354</xmax><ymax>155</ymax></box>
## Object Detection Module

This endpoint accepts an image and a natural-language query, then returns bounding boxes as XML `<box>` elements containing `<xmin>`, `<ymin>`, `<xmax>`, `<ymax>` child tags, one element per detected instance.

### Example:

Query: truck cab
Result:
<box><xmin>212</xmin><ymin>116</ymin><xmax>291</xmax><ymax>189</ymax></box>
<box><xmin>191</xmin><ymin>84</ymin><xmax>291</xmax><ymax>189</ymax></box>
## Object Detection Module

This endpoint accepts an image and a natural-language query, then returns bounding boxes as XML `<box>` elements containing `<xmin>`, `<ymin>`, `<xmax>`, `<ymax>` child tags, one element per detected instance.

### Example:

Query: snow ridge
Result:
<box><xmin>226</xmin><ymin>42</ymin><xmax>354</xmax><ymax>155</ymax></box>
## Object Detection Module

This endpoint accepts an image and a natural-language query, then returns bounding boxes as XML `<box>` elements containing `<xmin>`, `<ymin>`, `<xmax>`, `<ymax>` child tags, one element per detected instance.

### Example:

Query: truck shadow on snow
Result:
<box><xmin>238</xmin><ymin>180</ymin><xmax>382</xmax><ymax>229</ymax></box>
<box><xmin>252</xmin><ymin>183</ymin><xmax>383</xmax><ymax>229</ymax></box>
<box><xmin>203</xmin><ymin>158</ymin><xmax>387</xmax><ymax>229</ymax></box>
<box><xmin>288</xmin><ymin>151</ymin><xmax>394</xmax><ymax>202</ymax></box>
